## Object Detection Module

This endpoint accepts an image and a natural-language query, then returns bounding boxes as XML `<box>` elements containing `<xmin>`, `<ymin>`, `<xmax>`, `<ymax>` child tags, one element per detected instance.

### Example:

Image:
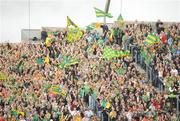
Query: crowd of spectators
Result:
<box><xmin>0</xmin><ymin>20</ymin><xmax>179</xmax><ymax>121</ymax></box>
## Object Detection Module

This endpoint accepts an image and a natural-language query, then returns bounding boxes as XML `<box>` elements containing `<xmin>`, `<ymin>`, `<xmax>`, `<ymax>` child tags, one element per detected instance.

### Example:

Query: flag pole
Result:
<box><xmin>28</xmin><ymin>0</ymin><xmax>30</xmax><ymax>42</ymax></box>
<box><xmin>104</xmin><ymin>0</ymin><xmax>111</xmax><ymax>24</ymax></box>
<box><xmin>104</xmin><ymin>17</ymin><xmax>106</xmax><ymax>24</ymax></box>
<box><xmin>121</xmin><ymin>0</ymin><xmax>122</xmax><ymax>14</ymax></box>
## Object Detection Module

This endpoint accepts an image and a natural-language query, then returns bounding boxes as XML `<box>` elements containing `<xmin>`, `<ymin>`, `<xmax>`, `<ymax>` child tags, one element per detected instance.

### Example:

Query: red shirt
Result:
<box><xmin>161</xmin><ymin>34</ymin><xmax>167</xmax><ymax>44</ymax></box>
<box><xmin>142</xmin><ymin>117</ymin><xmax>147</xmax><ymax>121</ymax></box>
<box><xmin>0</xmin><ymin>117</ymin><xmax>5</xmax><ymax>121</ymax></box>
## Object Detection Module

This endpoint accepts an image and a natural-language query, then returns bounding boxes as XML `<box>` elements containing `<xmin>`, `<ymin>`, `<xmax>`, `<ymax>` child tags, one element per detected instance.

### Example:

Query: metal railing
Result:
<box><xmin>129</xmin><ymin>44</ymin><xmax>179</xmax><ymax>117</ymax></box>
<box><xmin>87</xmin><ymin>43</ymin><xmax>179</xmax><ymax>121</ymax></box>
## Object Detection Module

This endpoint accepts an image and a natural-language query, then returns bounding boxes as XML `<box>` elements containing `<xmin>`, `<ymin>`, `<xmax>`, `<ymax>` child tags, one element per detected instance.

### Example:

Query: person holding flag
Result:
<box><xmin>67</xmin><ymin>16</ymin><xmax>83</xmax><ymax>43</ymax></box>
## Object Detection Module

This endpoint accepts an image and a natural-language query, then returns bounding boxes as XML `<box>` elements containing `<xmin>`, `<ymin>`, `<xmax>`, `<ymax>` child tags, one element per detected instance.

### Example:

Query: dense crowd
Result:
<box><xmin>120</xmin><ymin>21</ymin><xmax>180</xmax><ymax>94</ymax></box>
<box><xmin>0</xmin><ymin>21</ymin><xmax>179</xmax><ymax>121</ymax></box>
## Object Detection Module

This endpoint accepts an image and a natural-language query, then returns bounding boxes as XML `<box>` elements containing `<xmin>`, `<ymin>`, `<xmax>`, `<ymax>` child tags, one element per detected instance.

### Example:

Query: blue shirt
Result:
<box><xmin>168</xmin><ymin>37</ymin><xmax>173</xmax><ymax>45</ymax></box>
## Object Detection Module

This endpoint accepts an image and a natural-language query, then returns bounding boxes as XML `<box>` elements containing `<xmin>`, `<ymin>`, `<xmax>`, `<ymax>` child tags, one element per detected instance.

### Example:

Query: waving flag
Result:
<box><xmin>0</xmin><ymin>72</ymin><xmax>7</xmax><ymax>80</ymax></box>
<box><xmin>94</xmin><ymin>7</ymin><xmax>113</xmax><ymax>18</ymax></box>
<box><xmin>144</xmin><ymin>34</ymin><xmax>160</xmax><ymax>45</ymax></box>
<box><xmin>95</xmin><ymin>22</ymin><xmax>101</xmax><ymax>28</ymax></box>
<box><xmin>48</xmin><ymin>85</ymin><xmax>67</xmax><ymax>97</ymax></box>
<box><xmin>103</xmin><ymin>46</ymin><xmax>130</xmax><ymax>59</ymax></box>
<box><xmin>117</xmin><ymin>14</ymin><xmax>124</xmax><ymax>26</ymax></box>
<box><xmin>116</xmin><ymin>50</ymin><xmax>130</xmax><ymax>57</ymax></box>
<box><xmin>11</xmin><ymin>110</ymin><xmax>25</xmax><ymax>117</ymax></box>
<box><xmin>103</xmin><ymin>47</ymin><xmax>117</xmax><ymax>59</ymax></box>
<box><xmin>67</xmin><ymin>16</ymin><xmax>82</xmax><ymax>42</ymax></box>
<box><xmin>17</xmin><ymin>60</ymin><xmax>24</xmax><ymax>76</ymax></box>
<box><xmin>67</xmin><ymin>16</ymin><xmax>77</xmax><ymax>27</ymax></box>
<box><xmin>86</xmin><ymin>24</ymin><xmax>95</xmax><ymax>30</ymax></box>
<box><xmin>59</xmin><ymin>56</ymin><xmax>78</xmax><ymax>69</ymax></box>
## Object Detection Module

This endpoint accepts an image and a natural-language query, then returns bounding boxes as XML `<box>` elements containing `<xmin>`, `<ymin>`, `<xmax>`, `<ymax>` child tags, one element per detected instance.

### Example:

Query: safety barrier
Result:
<box><xmin>87</xmin><ymin>44</ymin><xmax>179</xmax><ymax>120</ymax></box>
<box><xmin>129</xmin><ymin>44</ymin><xmax>179</xmax><ymax>118</ymax></box>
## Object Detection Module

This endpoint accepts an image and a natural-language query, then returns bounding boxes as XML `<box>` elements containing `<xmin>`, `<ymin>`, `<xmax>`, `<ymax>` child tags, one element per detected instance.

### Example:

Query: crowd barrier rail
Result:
<box><xmin>87</xmin><ymin>44</ymin><xmax>179</xmax><ymax>121</ymax></box>
<box><xmin>129</xmin><ymin>44</ymin><xmax>179</xmax><ymax>119</ymax></box>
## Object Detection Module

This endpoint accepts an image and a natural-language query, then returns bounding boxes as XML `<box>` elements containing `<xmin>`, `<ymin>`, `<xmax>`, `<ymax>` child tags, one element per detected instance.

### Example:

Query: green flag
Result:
<box><xmin>36</xmin><ymin>58</ymin><xmax>43</xmax><ymax>64</ymax></box>
<box><xmin>144</xmin><ymin>34</ymin><xmax>160</xmax><ymax>45</ymax></box>
<box><xmin>86</xmin><ymin>24</ymin><xmax>95</xmax><ymax>31</ymax></box>
<box><xmin>103</xmin><ymin>46</ymin><xmax>117</xmax><ymax>59</ymax></box>
<box><xmin>117</xmin><ymin>14</ymin><xmax>124</xmax><ymax>25</ymax></box>
<box><xmin>103</xmin><ymin>47</ymin><xmax>130</xmax><ymax>59</ymax></box>
<box><xmin>67</xmin><ymin>16</ymin><xmax>77</xmax><ymax>27</ymax></box>
<box><xmin>17</xmin><ymin>60</ymin><xmax>24</xmax><ymax>76</ymax></box>
<box><xmin>51</xmin><ymin>86</ymin><xmax>61</xmax><ymax>94</ymax></box>
<box><xmin>117</xmin><ymin>14</ymin><xmax>123</xmax><ymax>21</ymax></box>
<box><xmin>64</xmin><ymin>59</ymin><xmax>78</xmax><ymax>68</ymax></box>
<box><xmin>94</xmin><ymin>7</ymin><xmax>113</xmax><ymax>18</ymax></box>
<box><xmin>67</xmin><ymin>16</ymin><xmax>83</xmax><ymax>42</ymax></box>
<box><xmin>116</xmin><ymin>68</ymin><xmax>126</xmax><ymax>75</ymax></box>
<box><xmin>49</xmin><ymin>85</ymin><xmax>61</xmax><ymax>95</ymax></box>
<box><xmin>59</xmin><ymin>56</ymin><xmax>78</xmax><ymax>69</ymax></box>
<box><xmin>100</xmin><ymin>99</ymin><xmax>107</xmax><ymax>108</ymax></box>
<box><xmin>0</xmin><ymin>72</ymin><xmax>7</xmax><ymax>80</ymax></box>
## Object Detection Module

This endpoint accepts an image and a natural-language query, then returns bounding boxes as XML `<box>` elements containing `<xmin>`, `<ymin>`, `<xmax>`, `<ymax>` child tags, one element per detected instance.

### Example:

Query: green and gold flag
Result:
<box><xmin>94</xmin><ymin>7</ymin><xmax>113</xmax><ymax>18</ymax></box>
<box><xmin>103</xmin><ymin>47</ymin><xmax>130</xmax><ymax>59</ymax></box>
<box><xmin>59</xmin><ymin>56</ymin><xmax>78</xmax><ymax>69</ymax></box>
<box><xmin>144</xmin><ymin>34</ymin><xmax>160</xmax><ymax>45</ymax></box>
<box><xmin>67</xmin><ymin>16</ymin><xmax>82</xmax><ymax>42</ymax></box>
<box><xmin>67</xmin><ymin>16</ymin><xmax>77</xmax><ymax>27</ymax></box>
<box><xmin>49</xmin><ymin>85</ymin><xmax>67</xmax><ymax>97</ymax></box>
<box><xmin>103</xmin><ymin>46</ymin><xmax>117</xmax><ymax>59</ymax></box>
<box><xmin>117</xmin><ymin>14</ymin><xmax>124</xmax><ymax>26</ymax></box>
<box><xmin>17</xmin><ymin>60</ymin><xmax>24</xmax><ymax>76</ymax></box>
<box><xmin>86</xmin><ymin>24</ymin><xmax>95</xmax><ymax>31</ymax></box>
<box><xmin>50</xmin><ymin>85</ymin><xmax>61</xmax><ymax>95</ymax></box>
<box><xmin>0</xmin><ymin>71</ymin><xmax>7</xmax><ymax>80</ymax></box>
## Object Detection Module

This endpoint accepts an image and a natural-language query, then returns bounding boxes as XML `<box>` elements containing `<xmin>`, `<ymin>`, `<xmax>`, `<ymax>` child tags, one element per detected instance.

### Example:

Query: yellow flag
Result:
<box><xmin>19</xmin><ymin>111</ymin><xmax>25</xmax><ymax>116</ymax></box>
<box><xmin>46</xmin><ymin>37</ymin><xmax>51</xmax><ymax>47</ymax></box>
<box><xmin>109</xmin><ymin>33</ymin><xmax>113</xmax><ymax>42</ymax></box>
<box><xmin>95</xmin><ymin>22</ymin><xmax>101</xmax><ymax>28</ymax></box>
<box><xmin>44</xmin><ymin>56</ymin><xmax>49</xmax><ymax>63</ymax></box>
<box><xmin>0</xmin><ymin>71</ymin><xmax>7</xmax><ymax>80</ymax></box>
<box><xmin>67</xmin><ymin>17</ymin><xmax>82</xmax><ymax>42</ymax></box>
<box><xmin>106</xmin><ymin>101</ymin><xmax>111</xmax><ymax>109</ymax></box>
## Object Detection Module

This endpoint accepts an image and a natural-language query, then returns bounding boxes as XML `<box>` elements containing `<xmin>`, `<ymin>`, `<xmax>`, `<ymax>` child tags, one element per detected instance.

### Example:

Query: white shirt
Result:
<box><xmin>171</xmin><ymin>69</ymin><xmax>178</xmax><ymax>76</ymax></box>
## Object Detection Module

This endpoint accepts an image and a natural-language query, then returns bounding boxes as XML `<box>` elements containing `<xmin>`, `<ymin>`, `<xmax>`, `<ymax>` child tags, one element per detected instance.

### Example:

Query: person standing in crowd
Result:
<box><xmin>156</xmin><ymin>20</ymin><xmax>164</xmax><ymax>34</ymax></box>
<box><xmin>0</xmin><ymin>21</ymin><xmax>179</xmax><ymax>121</ymax></box>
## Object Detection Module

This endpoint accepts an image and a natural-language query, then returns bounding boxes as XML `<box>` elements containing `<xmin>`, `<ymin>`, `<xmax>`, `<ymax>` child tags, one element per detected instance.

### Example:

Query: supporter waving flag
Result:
<box><xmin>144</xmin><ymin>34</ymin><xmax>160</xmax><ymax>45</ymax></box>
<box><xmin>67</xmin><ymin>16</ymin><xmax>82</xmax><ymax>42</ymax></box>
<box><xmin>0</xmin><ymin>71</ymin><xmax>7</xmax><ymax>80</ymax></box>
<box><xmin>58</xmin><ymin>56</ymin><xmax>78</xmax><ymax>69</ymax></box>
<box><xmin>17</xmin><ymin>60</ymin><xmax>24</xmax><ymax>76</ymax></box>
<box><xmin>103</xmin><ymin>46</ymin><xmax>117</xmax><ymax>59</ymax></box>
<box><xmin>103</xmin><ymin>46</ymin><xmax>130</xmax><ymax>59</ymax></box>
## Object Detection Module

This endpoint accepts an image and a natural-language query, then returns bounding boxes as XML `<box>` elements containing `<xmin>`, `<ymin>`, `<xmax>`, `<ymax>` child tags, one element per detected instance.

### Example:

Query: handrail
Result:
<box><xmin>87</xmin><ymin>43</ymin><xmax>179</xmax><ymax>121</ymax></box>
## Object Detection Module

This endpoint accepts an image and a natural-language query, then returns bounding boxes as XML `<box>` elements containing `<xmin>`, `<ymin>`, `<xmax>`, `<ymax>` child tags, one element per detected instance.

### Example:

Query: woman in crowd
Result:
<box><xmin>0</xmin><ymin>21</ymin><xmax>179</xmax><ymax>121</ymax></box>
